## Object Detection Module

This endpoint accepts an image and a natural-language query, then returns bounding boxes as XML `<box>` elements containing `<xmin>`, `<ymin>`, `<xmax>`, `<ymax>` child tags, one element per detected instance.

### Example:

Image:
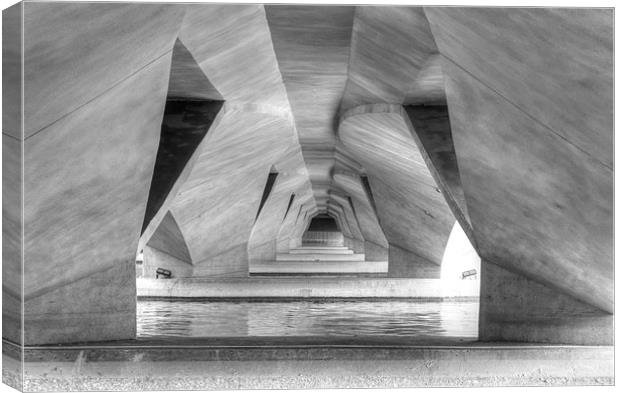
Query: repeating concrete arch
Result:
<box><xmin>332</xmin><ymin>171</ymin><xmax>389</xmax><ymax>261</ymax></box>
<box><xmin>248</xmin><ymin>146</ymin><xmax>315</xmax><ymax>265</ymax></box>
<box><xmin>276</xmin><ymin>190</ymin><xmax>316</xmax><ymax>252</ymax></box>
<box><xmin>339</xmin><ymin>104</ymin><xmax>456</xmax><ymax>278</ymax></box>
<box><xmin>328</xmin><ymin>193</ymin><xmax>365</xmax><ymax>253</ymax></box>
<box><xmin>166</xmin><ymin>109</ymin><xmax>301</xmax><ymax>278</ymax></box>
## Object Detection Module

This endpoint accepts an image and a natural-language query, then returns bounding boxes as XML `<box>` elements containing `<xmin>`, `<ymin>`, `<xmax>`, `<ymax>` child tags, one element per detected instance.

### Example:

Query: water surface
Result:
<box><xmin>137</xmin><ymin>300</ymin><xmax>478</xmax><ymax>338</ymax></box>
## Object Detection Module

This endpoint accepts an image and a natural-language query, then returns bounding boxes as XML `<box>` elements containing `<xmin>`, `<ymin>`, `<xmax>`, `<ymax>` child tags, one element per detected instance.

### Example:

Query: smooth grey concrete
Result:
<box><xmin>388</xmin><ymin>244</ymin><xmax>441</xmax><ymax>278</ymax></box>
<box><xmin>405</xmin><ymin>105</ymin><xmax>475</xmax><ymax>244</ymax></box>
<box><xmin>339</xmin><ymin>104</ymin><xmax>455</xmax><ymax>278</ymax></box>
<box><xmin>18</xmin><ymin>2</ymin><xmax>184</xmax><ymax>345</ymax></box>
<box><xmin>341</xmin><ymin>7</ymin><xmax>438</xmax><ymax>111</ymax></box>
<box><xmin>23</xmin><ymin>54</ymin><xmax>175</xmax><ymax>345</ymax></box>
<box><xmin>290</xmin><ymin>246</ymin><xmax>353</xmax><ymax>254</ymax></box>
<box><xmin>331</xmin><ymin>171</ymin><xmax>389</xmax><ymax>261</ymax></box>
<box><xmin>3</xmin><ymin>340</ymin><xmax>613</xmax><ymax>390</ymax></box>
<box><xmin>142</xmin><ymin>246</ymin><xmax>192</xmax><ymax>279</ymax></box>
<box><xmin>250</xmin><ymin>261</ymin><xmax>387</xmax><ymax>275</ymax></box>
<box><xmin>424</xmin><ymin>8</ymin><xmax>612</xmax><ymax>342</ymax></box>
<box><xmin>145</xmin><ymin>211</ymin><xmax>191</xmax><ymax>264</ymax></box>
<box><xmin>137</xmin><ymin>277</ymin><xmax>478</xmax><ymax>298</ymax></box>
<box><xmin>23</xmin><ymin>2</ymin><xmax>185</xmax><ymax>137</ymax></box>
<box><xmin>479</xmin><ymin>261</ymin><xmax>613</xmax><ymax>345</ymax></box>
<box><xmin>2</xmin><ymin>3</ymin><xmax>23</xmax><ymax>347</ymax></box>
<box><xmin>276</xmin><ymin>253</ymin><xmax>365</xmax><ymax>262</ymax></box>
<box><xmin>3</xmin><ymin>4</ymin><xmax>613</xmax><ymax>352</ymax></box>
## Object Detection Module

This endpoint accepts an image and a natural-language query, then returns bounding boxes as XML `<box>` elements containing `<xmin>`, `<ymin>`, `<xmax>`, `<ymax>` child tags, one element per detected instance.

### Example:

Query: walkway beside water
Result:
<box><xmin>137</xmin><ymin>277</ymin><xmax>479</xmax><ymax>299</ymax></box>
<box><xmin>5</xmin><ymin>339</ymin><xmax>612</xmax><ymax>390</ymax></box>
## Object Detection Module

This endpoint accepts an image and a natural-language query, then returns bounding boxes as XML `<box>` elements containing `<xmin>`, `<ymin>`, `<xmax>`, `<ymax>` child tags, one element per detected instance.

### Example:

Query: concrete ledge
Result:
<box><xmin>276</xmin><ymin>253</ymin><xmax>365</xmax><ymax>261</ymax></box>
<box><xmin>4</xmin><ymin>339</ymin><xmax>613</xmax><ymax>390</ymax></box>
<box><xmin>250</xmin><ymin>260</ymin><xmax>387</xmax><ymax>273</ymax></box>
<box><xmin>136</xmin><ymin>277</ymin><xmax>479</xmax><ymax>298</ymax></box>
<box><xmin>290</xmin><ymin>247</ymin><xmax>353</xmax><ymax>254</ymax></box>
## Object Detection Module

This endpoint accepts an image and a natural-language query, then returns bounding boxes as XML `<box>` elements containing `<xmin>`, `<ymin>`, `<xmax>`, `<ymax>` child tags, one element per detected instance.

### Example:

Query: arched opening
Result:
<box><xmin>301</xmin><ymin>213</ymin><xmax>344</xmax><ymax>246</ymax></box>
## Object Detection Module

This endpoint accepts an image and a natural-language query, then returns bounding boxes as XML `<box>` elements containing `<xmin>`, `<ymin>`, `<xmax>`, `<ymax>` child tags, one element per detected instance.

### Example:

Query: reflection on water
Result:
<box><xmin>137</xmin><ymin>300</ymin><xmax>478</xmax><ymax>338</ymax></box>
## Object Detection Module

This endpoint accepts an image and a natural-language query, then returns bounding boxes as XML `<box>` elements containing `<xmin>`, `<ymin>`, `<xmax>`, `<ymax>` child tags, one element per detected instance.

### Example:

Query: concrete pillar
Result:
<box><xmin>19</xmin><ymin>3</ymin><xmax>184</xmax><ymax>344</ymax></box>
<box><xmin>339</xmin><ymin>105</ymin><xmax>454</xmax><ymax>278</ymax></box>
<box><xmin>425</xmin><ymin>8</ymin><xmax>612</xmax><ymax>342</ymax></box>
<box><xmin>388</xmin><ymin>244</ymin><xmax>440</xmax><ymax>278</ymax></box>
<box><xmin>479</xmin><ymin>261</ymin><xmax>612</xmax><ymax>345</ymax></box>
<box><xmin>2</xmin><ymin>3</ymin><xmax>23</xmax><ymax>346</ymax></box>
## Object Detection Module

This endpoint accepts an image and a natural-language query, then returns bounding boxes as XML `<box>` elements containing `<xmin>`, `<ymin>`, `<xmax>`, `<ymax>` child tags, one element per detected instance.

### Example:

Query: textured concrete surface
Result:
<box><xmin>2</xmin><ymin>340</ymin><xmax>613</xmax><ymax>391</ymax></box>
<box><xmin>479</xmin><ymin>261</ymin><xmax>613</xmax><ymax>345</ymax></box>
<box><xmin>136</xmin><ymin>277</ymin><xmax>478</xmax><ymax>298</ymax></box>
<box><xmin>18</xmin><ymin>3</ymin><xmax>181</xmax><ymax>345</ymax></box>
<box><xmin>3</xmin><ymin>4</ymin><xmax>613</xmax><ymax>350</ymax></box>
<box><xmin>2</xmin><ymin>3</ymin><xmax>23</xmax><ymax>347</ymax></box>
<box><xmin>23</xmin><ymin>2</ymin><xmax>185</xmax><ymax>137</ymax></box>
<box><xmin>423</xmin><ymin>8</ymin><xmax>612</xmax><ymax>342</ymax></box>
<box><xmin>276</xmin><ymin>252</ymin><xmax>365</xmax><ymax>262</ymax></box>
<box><xmin>142</xmin><ymin>246</ymin><xmax>192</xmax><ymax>279</ymax></box>
<box><xmin>405</xmin><ymin>105</ymin><xmax>474</xmax><ymax>244</ymax></box>
<box><xmin>250</xmin><ymin>261</ymin><xmax>387</xmax><ymax>275</ymax></box>
<box><xmin>340</xmin><ymin>104</ymin><xmax>455</xmax><ymax>278</ymax></box>
<box><xmin>341</xmin><ymin>6</ymin><xmax>438</xmax><ymax>111</ymax></box>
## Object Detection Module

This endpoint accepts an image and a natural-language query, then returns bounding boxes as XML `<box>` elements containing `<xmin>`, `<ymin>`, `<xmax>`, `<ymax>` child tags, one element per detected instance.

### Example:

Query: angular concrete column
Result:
<box><xmin>329</xmin><ymin>194</ymin><xmax>365</xmax><ymax>254</ymax></box>
<box><xmin>19</xmin><ymin>3</ymin><xmax>185</xmax><ymax>345</ymax></box>
<box><xmin>339</xmin><ymin>104</ymin><xmax>455</xmax><ymax>278</ymax></box>
<box><xmin>332</xmin><ymin>171</ymin><xmax>389</xmax><ymax>261</ymax></box>
<box><xmin>2</xmin><ymin>3</ymin><xmax>23</xmax><ymax>346</ymax></box>
<box><xmin>248</xmin><ymin>146</ymin><xmax>312</xmax><ymax>266</ymax></box>
<box><xmin>425</xmin><ymin>7</ymin><xmax>612</xmax><ymax>343</ymax></box>
<box><xmin>479</xmin><ymin>261</ymin><xmax>612</xmax><ymax>345</ymax></box>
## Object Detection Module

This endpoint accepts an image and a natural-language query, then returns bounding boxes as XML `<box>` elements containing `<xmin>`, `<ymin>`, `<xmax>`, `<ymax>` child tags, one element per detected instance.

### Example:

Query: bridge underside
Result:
<box><xmin>2</xmin><ymin>3</ymin><xmax>612</xmax><ymax>349</ymax></box>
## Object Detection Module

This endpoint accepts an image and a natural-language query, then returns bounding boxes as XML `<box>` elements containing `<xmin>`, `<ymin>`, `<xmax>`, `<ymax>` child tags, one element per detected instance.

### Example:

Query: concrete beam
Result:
<box><xmin>341</xmin><ymin>6</ymin><xmax>438</xmax><ymax>111</ymax></box>
<box><xmin>339</xmin><ymin>104</ymin><xmax>455</xmax><ymax>277</ymax></box>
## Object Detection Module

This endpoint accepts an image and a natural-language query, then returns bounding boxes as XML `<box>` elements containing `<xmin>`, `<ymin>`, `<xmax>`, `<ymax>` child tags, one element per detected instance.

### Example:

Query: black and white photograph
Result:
<box><xmin>0</xmin><ymin>0</ymin><xmax>615</xmax><ymax>391</ymax></box>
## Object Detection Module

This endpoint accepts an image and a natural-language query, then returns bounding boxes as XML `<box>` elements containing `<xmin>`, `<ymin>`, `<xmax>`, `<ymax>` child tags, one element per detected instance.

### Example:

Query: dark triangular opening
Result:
<box><xmin>141</xmin><ymin>38</ymin><xmax>224</xmax><ymax>233</ymax></box>
<box><xmin>256</xmin><ymin>170</ymin><xmax>279</xmax><ymax>221</ymax></box>
<box><xmin>360</xmin><ymin>175</ymin><xmax>378</xmax><ymax>216</ymax></box>
<box><xmin>141</xmin><ymin>99</ymin><xmax>223</xmax><ymax>233</ymax></box>
<box><xmin>282</xmin><ymin>193</ymin><xmax>295</xmax><ymax>221</ymax></box>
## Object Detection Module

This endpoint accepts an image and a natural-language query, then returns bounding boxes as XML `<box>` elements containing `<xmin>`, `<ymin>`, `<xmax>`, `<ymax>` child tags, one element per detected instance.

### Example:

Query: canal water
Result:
<box><xmin>137</xmin><ymin>300</ymin><xmax>478</xmax><ymax>338</ymax></box>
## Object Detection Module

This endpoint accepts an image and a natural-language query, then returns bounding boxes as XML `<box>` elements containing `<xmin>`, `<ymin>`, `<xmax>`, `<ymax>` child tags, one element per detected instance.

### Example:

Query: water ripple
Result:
<box><xmin>137</xmin><ymin>300</ymin><xmax>478</xmax><ymax>338</ymax></box>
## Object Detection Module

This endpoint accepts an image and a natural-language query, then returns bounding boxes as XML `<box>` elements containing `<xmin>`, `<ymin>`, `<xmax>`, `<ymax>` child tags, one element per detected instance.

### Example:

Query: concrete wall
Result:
<box><xmin>339</xmin><ymin>105</ymin><xmax>455</xmax><ymax>278</ymax></box>
<box><xmin>137</xmin><ymin>277</ymin><xmax>479</xmax><ymax>299</ymax></box>
<box><xmin>142</xmin><ymin>246</ymin><xmax>193</xmax><ymax>279</ymax></box>
<box><xmin>479</xmin><ymin>261</ymin><xmax>612</xmax><ymax>345</ymax></box>
<box><xmin>388</xmin><ymin>244</ymin><xmax>441</xmax><ymax>278</ymax></box>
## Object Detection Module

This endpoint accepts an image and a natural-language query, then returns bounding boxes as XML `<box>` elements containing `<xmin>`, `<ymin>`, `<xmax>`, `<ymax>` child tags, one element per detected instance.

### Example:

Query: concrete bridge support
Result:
<box><xmin>14</xmin><ymin>3</ymin><xmax>185</xmax><ymax>345</ymax></box>
<box><xmin>425</xmin><ymin>7</ymin><xmax>613</xmax><ymax>344</ymax></box>
<box><xmin>339</xmin><ymin>105</ymin><xmax>455</xmax><ymax>278</ymax></box>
